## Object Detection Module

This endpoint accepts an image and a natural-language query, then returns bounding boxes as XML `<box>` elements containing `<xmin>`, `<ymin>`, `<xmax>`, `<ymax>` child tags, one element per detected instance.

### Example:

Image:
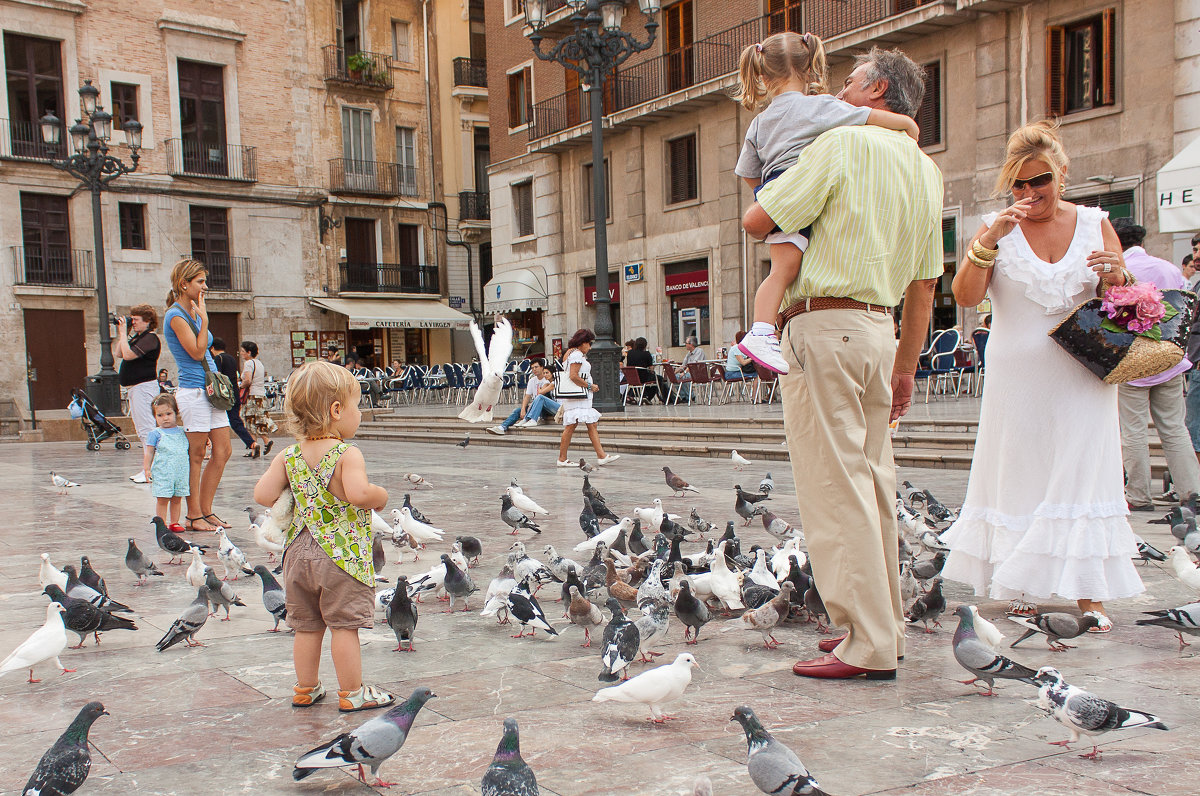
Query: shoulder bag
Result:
<box><xmin>177</xmin><ymin>306</ymin><xmax>235</xmax><ymax>411</ymax></box>
<box><xmin>553</xmin><ymin>352</ymin><xmax>589</xmax><ymax>400</ymax></box>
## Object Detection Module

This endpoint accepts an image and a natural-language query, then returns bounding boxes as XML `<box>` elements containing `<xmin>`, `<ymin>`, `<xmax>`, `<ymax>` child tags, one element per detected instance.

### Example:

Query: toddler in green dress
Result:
<box><xmin>143</xmin><ymin>393</ymin><xmax>190</xmax><ymax>528</ymax></box>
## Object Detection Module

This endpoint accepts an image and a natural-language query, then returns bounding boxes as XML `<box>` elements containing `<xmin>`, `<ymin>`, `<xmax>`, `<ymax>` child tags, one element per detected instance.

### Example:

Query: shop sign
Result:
<box><xmin>623</xmin><ymin>262</ymin><xmax>643</xmax><ymax>282</ymax></box>
<box><xmin>349</xmin><ymin>319</ymin><xmax>459</xmax><ymax>330</ymax></box>
<box><xmin>584</xmin><ymin>281</ymin><xmax>621</xmax><ymax>306</ymax></box>
<box><xmin>449</xmin><ymin>296</ymin><xmax>465</xmax><ymax>308</ymax></box>
<box><xmin>664</xmin><ymin>270</ymin><xmax>709</xmax><ymax>295</ymax></box>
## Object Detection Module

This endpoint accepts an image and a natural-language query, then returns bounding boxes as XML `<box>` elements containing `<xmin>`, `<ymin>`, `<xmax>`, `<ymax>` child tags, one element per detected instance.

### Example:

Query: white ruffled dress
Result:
<box><xmin>560</xmin><ymin>348</ymin><xmax>601</xmax><ymax>426</ymax></box>
<box><xmin>941</xmin><ymin>205</ymin><xmax>1144</xmax><ymax>601</ymax></box>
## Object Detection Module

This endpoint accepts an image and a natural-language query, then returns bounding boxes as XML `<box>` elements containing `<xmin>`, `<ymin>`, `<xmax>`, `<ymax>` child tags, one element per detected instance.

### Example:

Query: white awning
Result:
<box><xmin>484</xmin><ymin>266</ymin><xmax>549</xmax><ymax>313</ymax></box>
<box><xmin>1157</xmin><ymin>136</ymin><xmax>1200</xmax><ymax>233</ymax></box>
<box><xmin>310</xmin><ymin>297</ymin><xmax>472</xmax><ymax>330</ymax></box>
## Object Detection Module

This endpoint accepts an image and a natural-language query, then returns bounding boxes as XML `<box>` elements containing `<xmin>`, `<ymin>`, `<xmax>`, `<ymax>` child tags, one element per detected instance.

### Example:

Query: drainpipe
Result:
<box><xmin>1019</xmin><ymin>5</ymin><xmax>1029</xmax><ymax>125</ymax></box>
<box><xmin>422</xmin><ymin>0</ymin><xmax>441</xmax><ymax>279</ymax></box>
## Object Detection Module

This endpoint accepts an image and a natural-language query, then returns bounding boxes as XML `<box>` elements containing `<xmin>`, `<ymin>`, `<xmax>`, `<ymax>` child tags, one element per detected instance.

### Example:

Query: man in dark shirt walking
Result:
<box><xmin>210</xmin><ymin>338</ymin><xmax>257</xmax><ymax>456</ymax></box>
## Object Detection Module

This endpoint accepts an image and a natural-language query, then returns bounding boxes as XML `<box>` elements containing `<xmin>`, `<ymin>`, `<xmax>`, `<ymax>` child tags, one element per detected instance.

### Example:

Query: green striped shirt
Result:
<box><xmin>756</xmin><ymin>125</ymin><xmax>944</xmax><ymax>308</ymax></box>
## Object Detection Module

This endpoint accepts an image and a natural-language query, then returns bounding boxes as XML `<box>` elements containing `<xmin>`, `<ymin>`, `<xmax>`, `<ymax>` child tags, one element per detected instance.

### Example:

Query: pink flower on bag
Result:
<box><xmin>1101</xmin><ymin>282</ymin><xmax>1167</xmax><ymax>335</ymax></box>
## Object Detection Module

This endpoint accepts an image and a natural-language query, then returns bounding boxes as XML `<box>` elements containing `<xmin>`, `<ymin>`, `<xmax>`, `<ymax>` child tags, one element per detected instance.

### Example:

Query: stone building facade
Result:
<box><xmin>484</xmin><ymin>0</ymin><xmax>1200</xmax><ymax>361</ymax></box>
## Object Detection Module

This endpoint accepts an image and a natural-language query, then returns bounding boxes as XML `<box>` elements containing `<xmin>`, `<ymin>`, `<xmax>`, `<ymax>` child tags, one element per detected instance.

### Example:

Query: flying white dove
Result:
<box><xmin>592</xmin><ymin>652</ymin><xmax>698</xmax><ymax>722</ymax></box>
<box><xmin>38</xmin><ymin>553</ymin><xmax>68</xmax><ymax>590</ymax></box>
<box><xmin>50</xmin><ymin>471</ymin><xmax>79</xmax><ymax>495</ymax></box>
<box><xmin>392</xmin><ymin>507</ymin><xmax>445</xmax><ymax>546</ymax></box>
<box><xmin>459</xmin><ymin>317</ymin><xmax>514</xmax><ymax>422</ymax></box>
<box><xmin>507</xmin><ymin>486</ymin><xmax>549</xmax><ymax>517</ymax></box>
<box><xmin>1</xmin><ymin>603</ymin><xmax>73</xmax><ymax>683</ymax></box>
<box><xmin>731</xmin><ymin>450</ymin><xmax>751</xmax><ymax>470</ymax></box>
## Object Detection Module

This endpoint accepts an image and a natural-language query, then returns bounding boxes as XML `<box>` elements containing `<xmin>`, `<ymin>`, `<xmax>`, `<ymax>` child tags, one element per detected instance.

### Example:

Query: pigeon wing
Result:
<box><xmin>24</xmin><ymin>741</ymin><xmax>91</xmax><ymax>796</ymax></box>
<box><xmin>747</xmin><ymin>738</ymin><xmax>822</xmax><ymax>796</ymax></box>
<box><xmin>487</xmin><ymin>317</ymin><xmax>515</xmax><ymax>377</ymax></box>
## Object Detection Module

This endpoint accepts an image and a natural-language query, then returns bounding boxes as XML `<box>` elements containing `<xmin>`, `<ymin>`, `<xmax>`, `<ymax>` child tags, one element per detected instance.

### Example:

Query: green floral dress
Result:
<box><xmin>283</xmin><ymin>443</ymin><xmax>374</xmax><ymax>586</ymax></box>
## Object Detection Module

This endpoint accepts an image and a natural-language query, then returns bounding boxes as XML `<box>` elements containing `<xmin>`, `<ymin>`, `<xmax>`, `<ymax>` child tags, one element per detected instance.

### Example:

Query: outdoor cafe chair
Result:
<box><xmin>620</xmin><ymin>367</ymin><xmax>648</xmax><ymax>405</ymax></box>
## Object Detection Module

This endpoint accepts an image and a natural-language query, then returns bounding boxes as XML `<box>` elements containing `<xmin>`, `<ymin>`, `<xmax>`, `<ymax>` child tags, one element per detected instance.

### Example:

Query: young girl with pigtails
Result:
<box><xmin>733</xmin><ymin>31</ymin><xmax>920</xmax><ymax>374</ymax></box>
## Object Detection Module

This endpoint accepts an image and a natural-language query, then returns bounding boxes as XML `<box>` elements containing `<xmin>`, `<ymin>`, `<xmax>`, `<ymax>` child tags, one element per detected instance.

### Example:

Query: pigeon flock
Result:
<box><xmin>6</xmin><ymin>462</ymin><xmax>1195</xmax><ymax>794</ymax></box>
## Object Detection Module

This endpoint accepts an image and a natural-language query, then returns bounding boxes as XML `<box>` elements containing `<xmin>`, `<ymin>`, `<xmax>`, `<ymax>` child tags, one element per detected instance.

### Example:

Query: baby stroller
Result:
<box><xmin>69</xmin><ymin>388</ymin><xmax>131</xmax><ymax>451</ymax></box>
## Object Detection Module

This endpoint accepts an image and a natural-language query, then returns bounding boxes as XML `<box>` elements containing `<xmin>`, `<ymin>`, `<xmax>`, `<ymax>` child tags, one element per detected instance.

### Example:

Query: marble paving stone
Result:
<box><xmin>867</xmin><ymin>759</ymin><xmax>1145</xmax><ymax>795</ymax></box>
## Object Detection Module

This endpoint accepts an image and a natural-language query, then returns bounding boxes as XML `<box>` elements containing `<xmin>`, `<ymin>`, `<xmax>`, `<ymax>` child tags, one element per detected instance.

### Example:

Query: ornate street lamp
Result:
<box><xmin>41</xmin><ymin>79</ymin><xmax>142</xmax><ymax>416</ymax></box>
<box><xmin>525</xmin><ymin>0</ymin><xmax>659</xmax><ymax>412</ymax></box>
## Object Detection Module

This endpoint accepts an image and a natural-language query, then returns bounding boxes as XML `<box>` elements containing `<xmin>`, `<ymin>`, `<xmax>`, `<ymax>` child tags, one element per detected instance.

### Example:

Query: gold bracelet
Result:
<box><xmin>971</xmin><ymin>240</ymin><xmax>998</xmax><ymax>261</ymax></box>
<box><xmin>966</xmin><ymin>250</ymin><xmax>995</xmax><ymax>269</ymax></box>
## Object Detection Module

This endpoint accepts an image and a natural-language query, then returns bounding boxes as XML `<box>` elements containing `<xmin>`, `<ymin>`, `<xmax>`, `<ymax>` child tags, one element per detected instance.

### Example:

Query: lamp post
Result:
<box><xmin>524</xmin><ymin>0</ymin><xmax>660</xmax><ymax>412</ymax></box>
<box><xmin>40</xmin><ymin>79</ymin><xmax>142</xmax><ymax>417</ymax></box>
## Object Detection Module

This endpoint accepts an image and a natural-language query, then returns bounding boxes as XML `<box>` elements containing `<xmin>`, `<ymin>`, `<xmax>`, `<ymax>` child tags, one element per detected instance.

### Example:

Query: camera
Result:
<box><xmin>109</xmin><ymin>313</ymin><xmax>132</xmax><ymax>327</ymax></box>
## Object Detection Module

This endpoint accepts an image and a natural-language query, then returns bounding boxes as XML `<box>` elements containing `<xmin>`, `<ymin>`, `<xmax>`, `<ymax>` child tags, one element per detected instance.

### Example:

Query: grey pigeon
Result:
<box><xmin>456</xmin><ymin>535</ymin><xmax>483</xmax><ymax>565</ymax></box>
<box><xmin>759</xmin><ymin>472</ymin><xmax>774</xmax><ymax>494</ymax></box>
<box><xmin>501</xmin><ymin>494</ymin><xmax>542</xmax><ymax>534</ymax></box>
<box><xmin>906</xmin><ymin>577</ymin><xmax>946</xmax><ymax>632</ymax></box>
<box><xmin>482</xmin><ymin>717</ymin><xmax>539</xmax><ymax>796</ymax></box>
<box><xmin>441</xmin><ymin>553</ymin><xmax>478</xmax><ymax>612</ymax></box>
<box><xmin>727</xmin><ymin>583</ymin><xmax>794</xmax><ymax>649</ymax></box>
<box><xmin>62</xmin><ymin>565</ymin><xmax>131</xmax><ymax>613</ymax></box>
<box><xmin>582</xmin><ymin>474</ymin><xmax>606</xmax><ymax>505</ymax></box>
<box><xmin>731</xmin><ymin>706</ymin><xmax>827</xmax><ymax>796</ymax></box>
<box><xmin>1008</xmin><ymin>612</ymin><xmax>1100</xmax><ymax>651</ymax></box>
<box><xmin>952</xmin><ymin>605</ymin><xmax>1038</xmax><ymax>696</ymax></box>
<box><xmin>599</xmin><ymin>597</ymin><xmax>640</xmax><ymax>682</ymax></box>
<box><xmin>910</xmin><ymin>552</ymin><xmax>947</xmax><ymax>584</ymax></box>
<box><xmin>688</xmin><ymin>507</ymin><xmax>717</xmax><ymax>536</ymax></box>
<box><xmin>803</xmin><ymin>585</ymin><xmax>829</xmax><ymax>632</ymax></box>
<box><xmin>742</xmin><ymin>582</ymin><xmax>780</xmax><ymax>610</ymax></box>
<box><xmin>249</xmin><ymin>565</ymin><xmax>287</xmax><ymax>631</ymax></box>
<box><xmin>633</xmin><ymin>600</ymin><xmax>670</xmax><ymax>662</ymax></box>
<box><xmin>579</xmin><ymin>499</ymin><xmax>601</xmax><ymax>539</ymax></box>
<box><xmin>580</xmin><ymin>543</ymin><xmax>608</xmax><ymax>594</ymax></box>
<box><xmin>1033</xmin><ymin>666</ymin><xmax>1167</xmax><ymax>760</ymax></box>
<box><xmin>153</xmin><ymin>516</ymin><xmax>208</xmax><ymax>563</ymax></box>
<box><xmin>578</xmin><ymin>458</ymin><xmax>594</xmax><ymax>473</ymax></box>
<box><xmin>1133</xmin><ymin>534</ymin><xmax>1167</xmax><ymax>562</ymax></box>
<box><xmin>43</xmin><ymin>585</ymin><xmax>136</xmax><ymax>648</ymax></box>
<box><xmin>372</xmin><ymin>534</ymin><xmax>387</xmax><ymax>581</ymax></box>
<box><xmin>636</xmin><ymin>559</ymin><xmax>670</xmax><ymax>611</ymax></box>
<box><xmin>77</xmin><ymin>557</ymin><xmax>107</xmax><ymax>596</ymax></box>
<box><xmin>736</xmin><ymin>490</ymin><xmax>768</xmax><ymax>526</ymax></box>
<box><xmin>156</xmin><ymin>587</ymin><xmax>210</xmax><ymax>651</ymax></box>
<box><xmin>23</xmin><ymin>701</ymin><xmax>107</xmax><ymax>796</ymax></box>
<box><xmin>293</xmin><ymin>687</ymin><xmax>437</xmax><ymax>787</ymax></box>
<box><xmin>244</xmin><ymin>505</ymin><xmax>267</xmax><ymax>526</ymax></box>
<box><xmin>663</xmin><ymin>466</ymin><xmax>699</xmax><ymax>497</ymax></box>
<box><xmin>456</xmin><ymin>433</ymin><xmax>470</xmax><ymax>448</ymax></box>
<box><xmin>1135</xmin><ymin>600</ymin><xmax>1200</xmax><ymax>649</ymax></box>
<box><xmin>736</xmin><ymin>484</ymin><xmax>771</xmax><ymax>504</ymax></box>
<box><xmin>761</xmin><ymin>510</ymin><xmax>799</xmax><ymax>541</ymax></box>
<box><xmin>402</xmin><ymin>493</ymin><xmax>430</xmax><ymax>525</ymax></box>
<box><xmin>588</xmin><ymin>495</ymin><xmax>620</xmax><ymax>524</ymax></box>
<box><xmin>386</xmin><ymin>576</ymin><xmax>418</xmax><ymax>652</ymax></box>
<box><xmin>124</xmin><ymin>538</ymin><xmax>163</xmax><ymax>585</ymax></box>
<box><xmin>628</xmin><ymin>519</ymin><xmax>648</xmax><ymax>556</ymax></box>
<box><xmin>674</xmin><ymin>580</ymin><xmax>710</xmax><ymax>644</ymax></box>
<box><xmin>203</xmin><ymin>567</ymin><xmax>246</xmax><ymax>620</ymax></box>
<box><xmin>561</xmin><ymin>565</ymin><xmax>587</xmax><ymax>605</ymax></box>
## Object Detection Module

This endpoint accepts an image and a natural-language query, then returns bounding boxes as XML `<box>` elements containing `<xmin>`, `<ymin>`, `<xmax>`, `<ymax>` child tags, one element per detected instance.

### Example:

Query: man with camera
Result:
<box><xmin>112</xmin><ymin>305</ymin><xmax>161</xmax><ymax>482</ymax></box>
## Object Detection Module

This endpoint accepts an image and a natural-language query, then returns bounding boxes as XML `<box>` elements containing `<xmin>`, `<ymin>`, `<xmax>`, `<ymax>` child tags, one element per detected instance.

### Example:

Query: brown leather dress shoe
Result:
<box><xmin>792</xmin><ymin>652</ymin><xmax>896</xmax><ymax>680</ymax></box>
<box><xmin>817</xmin><ymin>635</ymin><xmax>904</xmax><ymax>660</ymax></box>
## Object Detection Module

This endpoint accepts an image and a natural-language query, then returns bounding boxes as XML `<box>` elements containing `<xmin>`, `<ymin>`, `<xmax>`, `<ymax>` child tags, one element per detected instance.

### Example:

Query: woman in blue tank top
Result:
<box><xmin>163</xmin><ymin>258</ymin><xmax>232</xmax><ymax>532</ymax></box>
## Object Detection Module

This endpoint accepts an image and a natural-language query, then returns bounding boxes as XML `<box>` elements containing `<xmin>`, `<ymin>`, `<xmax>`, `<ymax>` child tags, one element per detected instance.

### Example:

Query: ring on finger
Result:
<box><xmin>1103</xmin><ymin>263</ymin><xmax>1112</xmax><ymax>273</ymax></box>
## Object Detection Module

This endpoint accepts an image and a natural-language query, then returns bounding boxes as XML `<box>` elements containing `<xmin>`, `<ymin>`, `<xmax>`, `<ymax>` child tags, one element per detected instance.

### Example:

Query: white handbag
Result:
<box><xmin>553</xmin><ymin>368</ymin><xmax>588</xmax><ymax>400</ymax></box>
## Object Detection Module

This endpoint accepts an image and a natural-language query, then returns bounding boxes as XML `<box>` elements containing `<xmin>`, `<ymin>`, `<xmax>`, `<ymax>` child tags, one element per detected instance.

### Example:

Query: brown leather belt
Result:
<box><xmin>777</xmin><ymin>297</ymin><xmax>892</xmax><ymax>328</ymax></box>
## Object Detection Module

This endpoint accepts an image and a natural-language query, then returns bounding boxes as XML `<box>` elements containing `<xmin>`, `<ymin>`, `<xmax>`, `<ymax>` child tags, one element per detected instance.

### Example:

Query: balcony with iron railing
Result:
<box><xmin>338</xmin><ymin>263</ymin><xmax>440</xmax><ymax>295</ymax></box>
<box><xmin>453</xmin><ymin>57</ymin><xmax>488</xmax><ymax>88</ymax></box>
<box><xmin>324</xmin><ymin>46</ymin><xmax>394</xmax><ymax>90</ymax></box>
<box><xmin>165</xmin><ymin>138</ymin><xmax>257</xmax><ymax>182</ymax></box>
<box><xmin>188</xmin><ymin>253</ymin><xmax>252</xmax><ymax>292</ymax></box>
<box><xmin>329</xmin><ymin>159</ymin><xmax>418</xmax><ymax>197</ymax></box>
<box><xmin>529</xmin><ymin>0</ymin><xmax>957</xmax><ymax>143</ymax></box>
<box><xmin>0</xmin><ymin>119</ymin><xmax>68</xmax><ymax>161</ymax></box>
<box><xmin>11</xmin><ymin>246</ymin><xmax>94</xmax><ymax>289</ymax></box>
<box><xmin>458</xmin><ymin>190</ymin><xmax>490</xmax><ymax>221</ymax></box>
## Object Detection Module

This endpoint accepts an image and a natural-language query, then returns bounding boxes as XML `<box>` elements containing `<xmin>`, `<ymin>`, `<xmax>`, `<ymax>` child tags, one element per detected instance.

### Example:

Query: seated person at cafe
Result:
<box><xmin>487</xmin><ymin>359</ymin><xmax>560</xmax><ymax>435</ymax></box>
<box><xmin>725</xmin><ymin>332</ymin><xmax>758</xmax><ymax>380</ymax></box>
<box><xmin>626</xmin><ymin>337</ymin><xmax>666</xmax><ymax>403</ymax></box>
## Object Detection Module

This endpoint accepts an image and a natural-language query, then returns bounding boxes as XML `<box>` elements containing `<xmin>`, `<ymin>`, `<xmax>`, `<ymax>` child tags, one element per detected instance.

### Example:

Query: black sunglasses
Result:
<box><xmin>1011</xmin><ymin>171</ymin><xmax>1055</xmax><ymax>191</ymax></box>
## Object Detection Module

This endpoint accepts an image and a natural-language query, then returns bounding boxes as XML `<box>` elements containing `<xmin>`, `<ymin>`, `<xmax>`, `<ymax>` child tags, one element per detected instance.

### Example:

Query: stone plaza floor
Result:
<box><xmin>0</xmin><ymin>426</ymin><xmax>1197</xmax><ymax>795</ymax></box>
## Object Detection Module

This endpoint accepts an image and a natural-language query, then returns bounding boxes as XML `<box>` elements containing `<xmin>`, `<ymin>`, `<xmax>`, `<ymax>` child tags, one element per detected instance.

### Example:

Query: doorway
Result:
<box><xmin>344</xmin><ymin>218</ymin><xmax>377</xmax><ymax>290</ymax></box>
<box><xmin>24</xmin><ymin>308</ymin><xmax>86</xmax><ymax>411</ymax></box>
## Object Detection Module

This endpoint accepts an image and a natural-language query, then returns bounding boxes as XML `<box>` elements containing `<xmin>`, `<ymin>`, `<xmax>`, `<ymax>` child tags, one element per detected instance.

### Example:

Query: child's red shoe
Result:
<box><xmin>169</xmin><ymin>523</ymin><xmax>186</xmax><ymax>533</ymax></box>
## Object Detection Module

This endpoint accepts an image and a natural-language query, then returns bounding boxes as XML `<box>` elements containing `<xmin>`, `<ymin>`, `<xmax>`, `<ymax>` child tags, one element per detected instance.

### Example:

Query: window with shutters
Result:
<box><xmin>110</xmin><ymin>83</ymin><xmax>139</xmax><ymax>128</ymax></box>
<box><xmin>666</xmin><ymin>134</ymin><xmax>697</xmax><ymax>205</ymax></box>
<box><xmin>118</xmin><ymin>202</ymin><xmax>147</xmax><ymax>250</ymax></box>
<box><xmin>582</xmin><ymin>159</ymin><xmax>612</xmax><ymax>224</ymax></box>
<box><xmin>1046</xmin><ymin>9</ymin><xmax>1116</xmax><ymax>117</ymax></box>
<box><xmin>766</xmin><ymin>0</ymin><xmax>802</xmax><ymax>35</ymax></box>
<box><xmin>664</xmin><ymin>0</ymin><xmax>694</xmax><ymax>93</ymax></box>
<box><xmin>507</xmin><ymin>66</ymin><xmax>532</xmax><ymax>129</ymax></box>
<box><xmin>917</xmin><ymin>61</ymin><xmax>941</xmax><ymax>149</ymax></box>
<box><xmin>512</xmin><ymin>180</ymin><xmax>534</xmax><ymax>238</ymax></box>
<box><xmin>1073</xmin><ymin>189</ymin><xmax>1134</xmax><ymax>220</ymax></box>
<box><xmin>392</xmin><ymin>20</ymin><xmax>411</xmax><ymax>63</ymax></box>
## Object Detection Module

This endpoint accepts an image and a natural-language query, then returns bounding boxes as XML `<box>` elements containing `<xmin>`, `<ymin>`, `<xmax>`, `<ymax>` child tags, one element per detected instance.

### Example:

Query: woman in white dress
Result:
<box><xmin>556</xmin><ymin>328</ymin><xmax>620</xmax><ymax>467</ymax></box>
<box><xmin>941</xmin><ymin>121</ymin><xmax>1143</xmax><ymax>631</ymax></box>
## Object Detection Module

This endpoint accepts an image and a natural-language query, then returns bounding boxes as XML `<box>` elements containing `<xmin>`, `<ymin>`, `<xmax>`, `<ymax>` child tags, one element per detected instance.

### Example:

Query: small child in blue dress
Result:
<box><xmin>143</xmin><ymin>393</ymin><xmax>191</xmax><ymax>530</ymax></box>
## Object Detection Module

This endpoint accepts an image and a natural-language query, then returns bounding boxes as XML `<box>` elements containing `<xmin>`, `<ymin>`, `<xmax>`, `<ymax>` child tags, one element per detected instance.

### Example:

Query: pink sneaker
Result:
<box><xmin>738</xmin><ymin>333</ymin><xmax>789</xmax><ymax>375</ymax></box>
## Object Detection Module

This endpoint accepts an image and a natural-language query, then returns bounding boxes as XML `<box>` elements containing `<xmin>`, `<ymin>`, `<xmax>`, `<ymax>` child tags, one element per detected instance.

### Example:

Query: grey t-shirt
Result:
<box><xmin>735</xmin><ymin>92</ymin><xmax>871</xmax><ymax>182</ymax></box>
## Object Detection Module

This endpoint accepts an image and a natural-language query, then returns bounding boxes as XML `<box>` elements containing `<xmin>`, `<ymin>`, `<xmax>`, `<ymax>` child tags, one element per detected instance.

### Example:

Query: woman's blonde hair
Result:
<box><xmin>284</xmin><ymin>360</ymin><xmax>359</xmax><ymax>439</ymax></box>
<box><xmin>732</xmin><ymin>32</ymin><xmax>828</xmax><ymax>111</ymax></box>
<box><xmin>994</xmin><ymin>119</ymin><xmax>1070</xmax><ymax>197</ymax></box>
<box><xmin>165</xmin><ymin>258</ymin><xmax>207</xmax><ymax>308</ymax></box>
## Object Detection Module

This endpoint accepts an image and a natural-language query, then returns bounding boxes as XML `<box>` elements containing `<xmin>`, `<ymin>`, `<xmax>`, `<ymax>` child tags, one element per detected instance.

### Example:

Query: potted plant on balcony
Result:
<box><xmin>346</xmin><ymin>52</ymin><xmax>373</xmax><ymax>82</ymax></box>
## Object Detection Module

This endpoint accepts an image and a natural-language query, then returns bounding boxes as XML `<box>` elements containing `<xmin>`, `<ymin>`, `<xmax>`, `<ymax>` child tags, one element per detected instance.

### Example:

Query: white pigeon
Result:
<box><xmin>731</xmin><ymin>450</ymin><xmax>751</xmax><ymax>470</ymax></box>
<box><xmin>459</xmin><ymin>317</ymin><xmax>514</xmax><ymax>422</ymax></box>
<box><xmin>968</xmin><ymin>605</ymin><xmax>1005</xmax><ymax>649</ymax></box>
<box><xmin>50</xmin><ymin>471</ymin><xmax>79</xmax><ymax>494</ymax></box>
<box><xmin>688</xmin><ymin>571</ymin><xmax>715</xmax><ymax>602</ymax></box>
<box><xmin>480</xmin><ymin>569</ymin><xmax>517</xmax><ymax>625</ymax></box>
<box><xmin>1167</xmin><ymin>546</ymin><xmax>1200</xmax><ymax>593</ymax></box>
<box><xmin>403</xmin><ymin>472</ymin><xmax>433</xmax><ymax>488</ymax></box>
<box><xmin>542</xmin><ymin>545</ymin><xmax>581</xmax><ymax>580</ymax></box>
<box><xmin>0</xmin><ymin>603</ymin><xmax>71</xmax><ymax>682</ymax></box>
<box><xmin>770</xmin><ymin>539</ymin><xmax>806</xmax><ymax>580</ymax></box>
<box><xmin>392</xmin><ymin>507</ymin><xmax>445</xmax><ymax>546</ymax></box>
<box><xmin>573</xmin><ymin>517</ymin><xmax>631</xmax><ymax>554</ymax></box>
<box><xmin>252</xmin><ymin>521</ymin><xmax>284</xmax><ymax>562</ymax></box>
<box><xmin>592</xmin><ymin>652</ymin><xmax>698</xmax><ymax>722</ymax></box>
<box><xmin>747</xmin><ymin>549</ymin><xmax>781</xmax><ymax>590</ymax></box>
<box><xmin>374</xmin><ymin>587</ymin><xmax>395</xmax><ymax>615</ymax></box>
<box><xmin>185</xmin><ymin>546</ymin><xmax>208</xmax><ymax>588</ymax></box>
<box><xmin>709</xmin><ymin>541</ymin><xmax>745</xmax><ymax>611</ymax></box>
<box><xmin>408</xmin><ymin>561</ymin><xmax>448</xmax><ymax>602</ymax></box>
<box><xmin>213</xmin><ymin>529</ymin><xmax>247</xmax><ymax>580</ymax></box>
<box><xmin>38</xmin><ymin>553</ymin><xmax>69</xmax><ymax>590</ymax></box>
<box><xmin>507</xmin><ymin>486</ymin><xmax>549</xmax><ymax>517</ymax></box>
<box><xmin>258</xmin><ymin>491</ymin><xmax>294</xmax><ymax>551</ymax></box>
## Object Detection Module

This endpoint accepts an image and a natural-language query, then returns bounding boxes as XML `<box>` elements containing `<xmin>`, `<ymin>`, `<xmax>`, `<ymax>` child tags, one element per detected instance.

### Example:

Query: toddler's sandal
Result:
<box><xmin>292</xmin><ymin>681</ymin><xmax>326</xmax><ymax>707</ymax></box>
<box><xmin>339</xmin><ymin>684</ymin><xmax>395</xmax><ymax>712</ymax></box>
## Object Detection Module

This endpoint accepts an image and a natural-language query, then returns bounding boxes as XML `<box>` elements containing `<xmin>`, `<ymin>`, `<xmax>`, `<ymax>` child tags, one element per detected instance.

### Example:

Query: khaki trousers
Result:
<box><xmin>780</xmin><ymin>309</ymin><xmax>904</xmax><ymax>670</ymax></box>
<box><xmin>1118</xmin><ymin>374</ymin><xmax>1200</xmax><ymax>505</ymax></box>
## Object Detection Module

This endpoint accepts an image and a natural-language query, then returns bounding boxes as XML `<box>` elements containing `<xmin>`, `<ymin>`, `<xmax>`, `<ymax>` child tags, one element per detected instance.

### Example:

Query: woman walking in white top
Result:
<box><xmin>556</xmin><ymin>328</ymin><xmax>620</xmax><ymax>467</ymax></box>
<box><xmin>239</xmin><ymin>340</ymin><xmax>277</xmax><ymax>457</ymax></box>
